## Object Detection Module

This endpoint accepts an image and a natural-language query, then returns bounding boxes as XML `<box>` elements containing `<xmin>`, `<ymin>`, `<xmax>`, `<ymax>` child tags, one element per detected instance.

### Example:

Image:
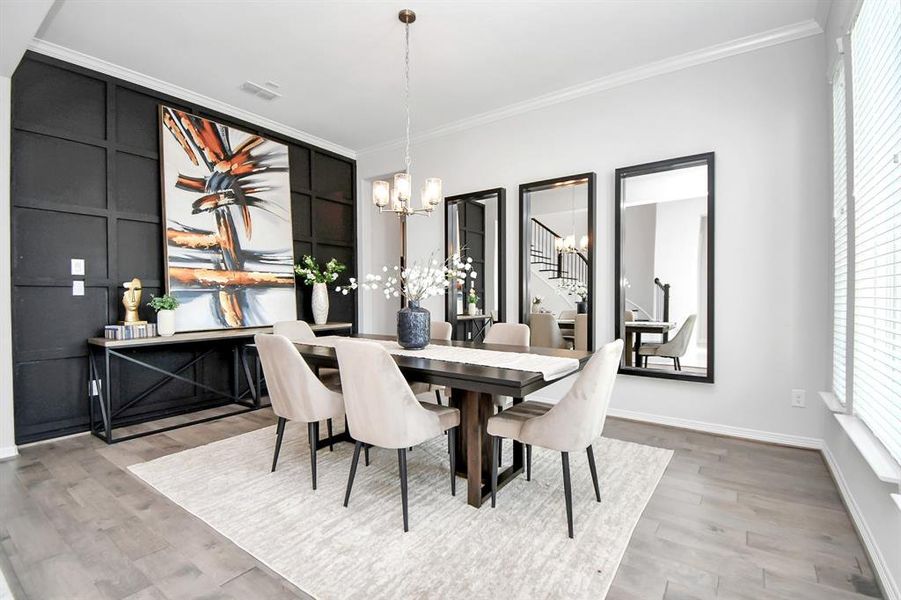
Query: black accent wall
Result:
<box><xmin>10</xmin><ymin>53</ymin><xmax>357</xmax><ymax>443</ymax></box>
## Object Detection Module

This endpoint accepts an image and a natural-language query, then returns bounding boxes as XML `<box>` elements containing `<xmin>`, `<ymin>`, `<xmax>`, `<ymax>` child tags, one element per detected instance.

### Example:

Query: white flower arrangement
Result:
<box><xmin>337</xmin><ymin>252</ymin><xmax>477</xmax><ymax>303</ymax></box>
<box><xmin>558</xmin><ymin>281</ymin><xmax>588</xmax><ymax>302</ymax></box>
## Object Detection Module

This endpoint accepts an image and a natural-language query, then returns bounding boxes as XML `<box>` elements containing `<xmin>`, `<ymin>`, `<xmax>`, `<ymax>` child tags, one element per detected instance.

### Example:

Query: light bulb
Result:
<box><xmin>579</xmin><ymin>234</ymin><xmax>589</xmax><ymax>250</ymax></box>
<box><xmin>372</xmin><ymin>180</ymin><xmax>390</xmax><ymax>207</ymax></box>
<box><xmin>425</xmin><ymin>178</ymin><xmax>442</xmax><ymax>206</ymax></box>
<box><xmin>394</xmin><ymin>172</ymin><xmax>411</xmax><ymax>203</ymax></box>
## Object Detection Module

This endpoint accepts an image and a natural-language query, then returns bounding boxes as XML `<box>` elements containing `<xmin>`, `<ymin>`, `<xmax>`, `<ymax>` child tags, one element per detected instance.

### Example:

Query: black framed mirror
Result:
<box><xmin>444</xmin><ymin>188</ymin><xmax>506</xmax><ymax>342</ymax></box>
<box><xmin>614</xmin><ymin>153</ymin><xmax>714</xmax><ymax>382</ymax></box>
<box><xmin>519</xmin><ymin>173</ymin><xmax>596</xmax><ymax>351</ymax></box>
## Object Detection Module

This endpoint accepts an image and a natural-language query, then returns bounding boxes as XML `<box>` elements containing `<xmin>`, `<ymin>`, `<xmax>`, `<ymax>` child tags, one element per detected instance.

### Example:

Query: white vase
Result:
<box><xmin>312</xmin><ymin>282</ymin><xmax>329</xmax><ymax>325</ymax></box>
<box><xmin>157</xmin><ymin>309</ymin><xmax>176</xmax><ymax>336</ymax></box>
<box><xmin>468</xmin><ymin>302</ymin><xmax>477</xmax><ymax>316</ymax></box>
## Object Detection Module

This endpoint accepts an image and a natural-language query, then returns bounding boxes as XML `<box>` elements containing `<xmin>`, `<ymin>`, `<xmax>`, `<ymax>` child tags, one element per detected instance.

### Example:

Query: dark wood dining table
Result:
<box><xmin>291</xmin><ymin>334</ymin><xmax>593</xmax><ymax>508</ymax></box>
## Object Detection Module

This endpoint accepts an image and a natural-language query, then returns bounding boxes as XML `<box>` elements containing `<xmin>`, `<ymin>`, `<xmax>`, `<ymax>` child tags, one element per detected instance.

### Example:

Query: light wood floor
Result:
<box><xmin>0</xmin><ymin>407</ymin><xmax>883</xmax><ymax>600</ymax></box>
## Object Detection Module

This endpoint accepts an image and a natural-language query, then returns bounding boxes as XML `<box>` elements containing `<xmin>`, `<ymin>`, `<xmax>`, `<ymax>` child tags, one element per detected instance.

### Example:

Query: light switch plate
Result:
<box><xmin>71</xmin><ymin>258</ymin><xmax>85</xmax><ymax>276</ymax></box>
<box><xmin>791</xmin><ymin>389</ymin><xmax>806</xmax><ymax>408</ymax></box>
<box><xmin>72</xmin><ymin>280</ymin><xmax>85</xmax><ymax>296</ymax></box>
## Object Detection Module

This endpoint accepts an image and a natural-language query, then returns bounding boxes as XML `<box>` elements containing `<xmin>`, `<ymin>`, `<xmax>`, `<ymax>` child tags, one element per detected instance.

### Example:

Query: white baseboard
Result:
<box><xmin>602</xmin><ymin>406</ymin><xmax>823</xmax><ymax>449</ymax></box>
<box><xmin>822</xmin><ymin>444</ymin><xmax>900</xmax><ymax>600</ymax></box>
<box><xmin>0</xmin><ymin>445</ymin><xmax>18</xmax><ymax>461</ymax></box>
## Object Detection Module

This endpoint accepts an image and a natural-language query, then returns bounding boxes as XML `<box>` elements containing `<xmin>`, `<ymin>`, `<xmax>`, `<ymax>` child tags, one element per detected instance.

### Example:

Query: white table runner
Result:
<box><xmin>302</xmin><ymin>336</ymin><xmax>581</xmax><ymax>381</ymax></box>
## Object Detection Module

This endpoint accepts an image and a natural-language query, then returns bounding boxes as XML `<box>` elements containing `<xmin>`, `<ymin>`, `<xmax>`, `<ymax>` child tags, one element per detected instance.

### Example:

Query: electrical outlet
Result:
<box><xmin>71</xmin><ymin>258</ymin><xmax>85</xmax><ymax>276</ymax></box>
<box><xmin>89</xmin><ymin>379</ymin><xmax>101</xmax><ymax>396</ymax></box>
<box><xmin>791</xmin><ymin>389</ymin><xmax>806</xmax><ymax>408</ymax></box>
<box><xmin>72</xmin><ymin>280</ymin><xmax>85</xmax><ymax>296</ymax></box>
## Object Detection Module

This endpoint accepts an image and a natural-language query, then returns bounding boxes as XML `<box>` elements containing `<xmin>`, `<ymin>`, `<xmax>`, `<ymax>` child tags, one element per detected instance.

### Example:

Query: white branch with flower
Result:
<box><xmin>338</xmin><ymin>252</ymin><xmax>477</xmax><ymax>303</ymax></box>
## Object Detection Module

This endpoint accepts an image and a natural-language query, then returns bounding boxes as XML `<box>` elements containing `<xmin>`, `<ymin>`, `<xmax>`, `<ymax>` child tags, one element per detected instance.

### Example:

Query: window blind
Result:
<box><xmin>851</xmin><ymin>0</ymin><xmax>901</xmax><ymax>463</ymax></box>
<box><xmin>833</xmin><ymin>60</ymin><xmax>849</xmax><ymax>404</ymax></box>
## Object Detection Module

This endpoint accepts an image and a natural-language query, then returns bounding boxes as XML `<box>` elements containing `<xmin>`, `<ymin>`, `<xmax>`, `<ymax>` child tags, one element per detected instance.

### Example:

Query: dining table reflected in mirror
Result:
<box><xmin>615</xmin><ymin>153</ymin><xmax>714</xmax><ymax>382</ymax></box>
<box><xmin>445</xmin><ymin>189</ymin><xmax>506</xmax><ymax>342</ymax></box>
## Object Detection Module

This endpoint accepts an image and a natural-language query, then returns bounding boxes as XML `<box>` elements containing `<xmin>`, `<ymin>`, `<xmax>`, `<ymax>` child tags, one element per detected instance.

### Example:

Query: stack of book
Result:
<box><xmin>103</xmin><ymin>323</ymin><xmax>158</xmax><ymax>340</ymax></box>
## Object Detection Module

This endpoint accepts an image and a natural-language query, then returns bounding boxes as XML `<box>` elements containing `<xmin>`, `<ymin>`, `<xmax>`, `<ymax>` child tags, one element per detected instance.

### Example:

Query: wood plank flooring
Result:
<box><xmin>0</xmin><ymin>408</ymin><xmax>883</xmax><ymax>600</ymax></box>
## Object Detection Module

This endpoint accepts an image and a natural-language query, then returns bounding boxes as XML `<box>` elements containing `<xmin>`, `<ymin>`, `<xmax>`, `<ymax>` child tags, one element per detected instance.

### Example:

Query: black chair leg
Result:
<box><xmin>586</xmin><ymin>445</ymin><xmax>601</xmax><ymax>502</ymax></box>
<box><xmin>526</xmin><ymin>444</ymin><xmax>532</xmax><ymax>481</ymax></box>
<box><xmin>561</xmin><ymin>452</ymin><xmax>574</xmax><ymax>539</ymax></box>
<box><xmin>344</xmin><ymin>441</ymin><xmax>362</xmax><ymax>507</ymax></box>
<box><xmin>398</xmin><ymin>448</ymin><xmax>409</xmax><ymax>532</ymax></box>
<box><xmin>498</xmin><ymin>438</ymin><xmax>503</xmax><ymax>467</ymax></box>
<box><xmin>308</xmin><ymin>421</ymin><xmax>319</xmax><ymax>490</ymax></box>
<box><xmin>364</xmin><ymin>444</ymin><xmax>370</xmax><ymax>466</ymax></box>
<box><xmin>448</xmin><ymin>428</ymin><xmax>456</xmax><ymax>496</ymax></box>
<box><xmin>327</xmin><ymin>418</ymin><xmax>334</xmax><ymax>452</ymax></box>
<box><xmin>435</xmin><ymin>389</ymin><xmax>443</xmax><ymax>406</ymax></box>
<box><xmin>490</xmin><ymin>436</ymin><xmax>499</xmax><ymax>507</ymax></box>
<box><xmin>271</xmin><ymin>417</ymin><xmax>286</xmax><ymax>472</ymax></box>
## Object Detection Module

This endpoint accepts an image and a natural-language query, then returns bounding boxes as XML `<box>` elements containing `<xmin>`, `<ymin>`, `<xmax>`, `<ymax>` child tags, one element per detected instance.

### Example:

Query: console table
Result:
<box><xmin>87</xmin><ymin>322</ymin><xmax>353</xmax><ymax>443</ymax></box>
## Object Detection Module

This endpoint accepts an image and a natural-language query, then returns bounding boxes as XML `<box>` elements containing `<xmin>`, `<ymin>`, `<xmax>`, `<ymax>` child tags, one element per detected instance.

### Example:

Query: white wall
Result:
<box><xmin>358</xmin><ymin>34</ymin><xmax>831</xmax><ymax>443</ymax></box>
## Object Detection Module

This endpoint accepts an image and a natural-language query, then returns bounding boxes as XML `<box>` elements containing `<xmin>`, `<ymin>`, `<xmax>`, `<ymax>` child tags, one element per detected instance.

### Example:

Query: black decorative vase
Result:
<box><xmin>576</xmin><ymin>301</ymin><xmax>588</xmax><ymax>314</ymax></box>
<box><xmin>397</xmin><ymin>300</ymin><xmax>430</xmax><ymax>349</ymax></box>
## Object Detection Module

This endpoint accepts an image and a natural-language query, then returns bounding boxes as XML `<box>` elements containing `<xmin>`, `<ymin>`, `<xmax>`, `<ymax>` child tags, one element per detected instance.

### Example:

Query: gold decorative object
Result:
<box><xmin>120</xmin><ymin>278</ymin><xmax>147</xmax><ymax>325</ymax></box>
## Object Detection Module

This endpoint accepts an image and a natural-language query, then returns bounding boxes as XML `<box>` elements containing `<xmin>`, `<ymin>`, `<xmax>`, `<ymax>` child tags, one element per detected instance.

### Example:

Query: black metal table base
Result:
<box><xmin>87</xmin><ymin>343</ymin><xmax>263</xmax><ymax>444</ymax></box>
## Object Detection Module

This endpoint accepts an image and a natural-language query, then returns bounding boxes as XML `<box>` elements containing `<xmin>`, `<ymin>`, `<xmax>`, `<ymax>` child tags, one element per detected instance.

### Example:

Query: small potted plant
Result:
<box><xmin>148</xmin><ymin>294</ymin><xmax>180</xmax><ymax>336</ymax></box>
<box><xmin>294</xmin><ymin>256</ymin><xmax>347</xmax><ymax>325</ymax></box>
<box><xmin>467</xmin><ymin>287</ymin><xmax>479</xmax><ymax>316</ymax></box>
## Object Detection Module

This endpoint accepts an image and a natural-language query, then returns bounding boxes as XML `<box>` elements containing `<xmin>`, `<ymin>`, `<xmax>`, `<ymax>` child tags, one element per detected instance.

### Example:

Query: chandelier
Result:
<box><xmin>556</xmin><ymin>182</ymin><xmax>588</xmax><ymax>254</ymax></box>
<box><xmin>372</xmin><ymin>9</ymin><xmax>441</xmax><ymax>217</ymax></box>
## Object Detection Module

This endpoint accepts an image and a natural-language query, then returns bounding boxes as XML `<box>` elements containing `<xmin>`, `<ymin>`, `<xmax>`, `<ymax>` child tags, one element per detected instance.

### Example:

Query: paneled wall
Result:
<box><xmin>10</xmin><ymin>53</ymin><xmax>356</xmax><ymax>443</ymax></box>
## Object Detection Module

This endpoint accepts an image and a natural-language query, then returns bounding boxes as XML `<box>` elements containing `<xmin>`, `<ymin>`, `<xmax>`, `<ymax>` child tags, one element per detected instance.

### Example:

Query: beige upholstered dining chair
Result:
<box><xmin>255</xmin><ymin>334</ymin><xmax>345</xmax><ymax>490</ymax></box>
<box><xmin>273</xmin><ymin>320</ymin><xmax>341</xmax><ymax>388</ymax></box>
<box><xmin>529</xmin><ymin>313</ymin><xmax>568</xmax><ymax>349</ymax></box>
<box><xmin>574</xmin><ymin>314</ymin><xmax>588</xmax><ymax>351</ymax></box>
<box><xmin>487</xmin><ymin>339</ymin><xmax>624</xmax><ymax>538</ymax></box>
<box><xmin>483</xmin><ymin>322</ymin><xmax>530</xmax><ymax>347</ymax></box>
<box><xmin>335</xmin><ymin>339</ymin><xmax>461</xmax><ymax>532</ymax></box>
<box><xmin>483</xmin><ymin>322</ymin><xmax>531</xmax><ymax>467</ymax></box>
<box><xmin>636</xmin><ymin>314</ymin><xmax>696</xmax><ymax>370</ymax></box>
<box><xmin>559</xmin><ymin>309</ymin><xmax>577</xmax><ymax>321</ymax></box>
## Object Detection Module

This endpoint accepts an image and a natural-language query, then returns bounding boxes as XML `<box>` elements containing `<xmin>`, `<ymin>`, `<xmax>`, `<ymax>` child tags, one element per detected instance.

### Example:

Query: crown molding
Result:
<box><xmin>358</xmin><ymin>19</ymin><xmax>823</xmax><ymax>156</ymax></box>
<box><xmin>26</xmin><ymin>39</ymin><xmax>357</xmax><ymax>159</ymax></box>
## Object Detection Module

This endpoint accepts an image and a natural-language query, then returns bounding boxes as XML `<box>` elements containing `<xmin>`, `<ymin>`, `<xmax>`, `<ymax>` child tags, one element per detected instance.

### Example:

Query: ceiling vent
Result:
<box><xmin>240</xmin><ymin>80</ymin><xmax>282</xmax><ymax>101</ymax></box>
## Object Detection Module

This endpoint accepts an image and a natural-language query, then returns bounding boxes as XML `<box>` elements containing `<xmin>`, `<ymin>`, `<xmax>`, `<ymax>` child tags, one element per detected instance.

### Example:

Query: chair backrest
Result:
<box><xmin>273</xmin><ymin>320</ymin><xmax>316</xmax><ymax>342</ymax></box>
<box><xmin>657</xmin><ymin>314</ymin><xmax>697</xmax><ymax>357</ymax></box>
<box><xmin>334</xmin><ymin>339</ymin><xmax>441</xmax><ymax>448</ymax></box>
<box><xmin>529</xmin><ymin>313</ymin><xmax>567</xmax><ymax>349</ymax></box>
<box><xmin>574</xmin><ymin>314</ymin><xmax>588</xmax><ymax>351</ymax></box>
<box><xmin>254</xmin><ymin>334</ymin><xmax>342</xmax><ymax>423</ymax></box>
<box><xmin>623</xmin><ymin>310</ymin><xmax>635</xmax><ymax>322</ymax></box>
<box><xmin>483</xmin><ymin>322</ymin><xmax>530</xmax><ymax>347</ymax></box>
<box><xmin>520</xmin><ymin>339</ymin><xmax>624</xmax><ymax>452</ymax></box>
<box><xmin>430</xmin><ymin>321</ymin><xmax>453</xmax><ymax>341</ymax></box>
<box><xmin>559</xmin><ymin>309</ymin><xmax>577</xmax><ymax>321</ymax></box>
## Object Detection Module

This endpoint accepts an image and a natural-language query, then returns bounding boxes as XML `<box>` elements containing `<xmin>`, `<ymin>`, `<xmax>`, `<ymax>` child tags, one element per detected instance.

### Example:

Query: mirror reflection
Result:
<box><xmin>617</xmin><ymin>154</ymin><xmax>713</xmax><ymax>381</ymax></box>
<box><xmin>521</xmin><ymin>174</ymin><xmax>595</xmax><ymax>351</ymax></box>
<box><xmin>445</xmin><ymin>189</ymin><xmax>505</xmax><ymax>342</ymax></box>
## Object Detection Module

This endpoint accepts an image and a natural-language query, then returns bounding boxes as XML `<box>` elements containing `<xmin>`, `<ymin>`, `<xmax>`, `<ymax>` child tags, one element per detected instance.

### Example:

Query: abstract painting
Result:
<box><xmin>159</xmin><ymin>105</ymin><xmax>296</xmax><ymax>332</ymax></box>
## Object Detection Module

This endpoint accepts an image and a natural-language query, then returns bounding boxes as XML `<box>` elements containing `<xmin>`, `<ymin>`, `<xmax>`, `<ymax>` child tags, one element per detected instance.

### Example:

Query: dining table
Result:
<box><xmin>291</xmin><ymin>334</ymin><xmax>594</xmax><ymax>508</ymax></box>
<box><xmin>623</xmin><ymin>320</ymin><xmax>675</xmax><ymax>366</ymax></box>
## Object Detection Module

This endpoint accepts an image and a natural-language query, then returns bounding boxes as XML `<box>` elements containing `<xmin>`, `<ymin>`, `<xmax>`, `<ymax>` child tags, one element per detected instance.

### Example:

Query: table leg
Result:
<box><xmin>240</xmin><ymin>346</ymin><xmax>259</xmax><ymax>406</ymax></box>
<box><xmin>624</xmin><ymin>331</ymin><xmax>634</xmax><ymax>367</ymax></box>
<box><xmin>104</xmin><ymin>348</ymin><xmax>113</xmax><ymax>442</ymax></box>
<box><xmin>450</xmin><ymin>388</ymin><xmax>493</xmax><ymax>508</ymax></box>
<box><xmin>634</xmin><ymin>332</ymin><xmax>642</xmax><ymax>368</ymax></box>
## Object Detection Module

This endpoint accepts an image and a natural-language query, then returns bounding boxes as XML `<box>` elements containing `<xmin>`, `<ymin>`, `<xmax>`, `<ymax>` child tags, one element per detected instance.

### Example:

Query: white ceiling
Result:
<box><xmin>34</xmin><ymin>0</ymin><xmax>825</xmax><ymax>153</ymax></box>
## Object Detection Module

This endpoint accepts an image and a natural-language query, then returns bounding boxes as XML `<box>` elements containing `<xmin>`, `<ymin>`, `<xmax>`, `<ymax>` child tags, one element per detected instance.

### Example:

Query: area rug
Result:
<box><xmin>129</xmin><ymin>423</ymin><xmax>672</xmax><ymax>599</ymax></box>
